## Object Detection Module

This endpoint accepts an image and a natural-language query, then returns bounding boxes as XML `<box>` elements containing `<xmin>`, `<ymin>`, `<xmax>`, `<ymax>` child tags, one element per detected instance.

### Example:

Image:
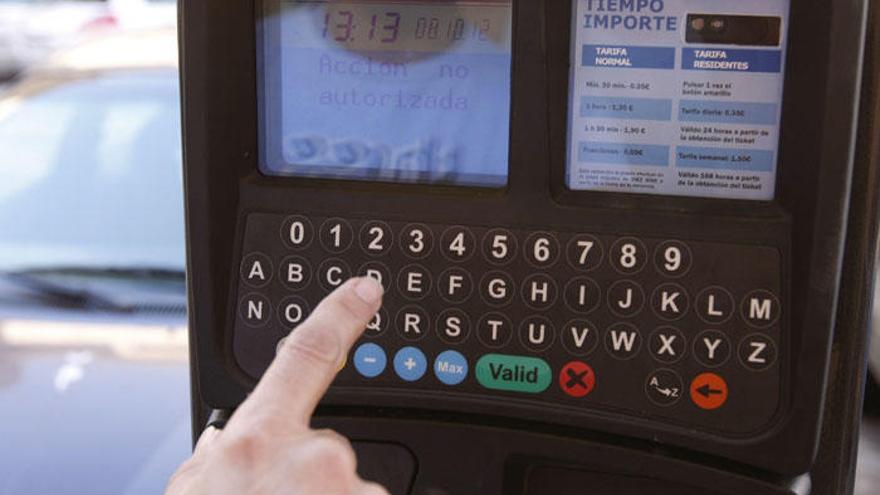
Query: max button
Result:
<box><xmin>434</xmin><ymin>350</ymin><xmax>468</xmax><ymax>385</ymax></box>
<box><xmin>690</xmin><ymin>372</ymin><xmax>729</xmax><ymax>410</ymax></box>
<box><xmin>475</xmin><ymin>354</ymin><xmax>551</xmax><ymax>394</ymax></box>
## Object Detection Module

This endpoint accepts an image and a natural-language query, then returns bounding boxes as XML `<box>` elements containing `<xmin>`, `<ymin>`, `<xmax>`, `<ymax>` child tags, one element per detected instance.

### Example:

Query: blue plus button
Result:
<box><xmin>434</xmin><ymin>350</ymin><xmax>468</xmax><ymax>385</ymax></box>
<box><xmin>353</xmin><ymin>343</ymin><xmax>386</xmax><ymax>378</ymax></box>
<box><xmin>393</xmin><ymin>347</ymin><xmax>427</xmax><ymax>382</ymax></box>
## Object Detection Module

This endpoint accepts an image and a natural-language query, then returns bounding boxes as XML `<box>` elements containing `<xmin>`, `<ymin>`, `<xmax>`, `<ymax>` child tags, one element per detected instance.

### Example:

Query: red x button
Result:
<box><xmin>559</xmin><ymin>361</ymin><xmax>596</xmax><ymax>398</ymax></box>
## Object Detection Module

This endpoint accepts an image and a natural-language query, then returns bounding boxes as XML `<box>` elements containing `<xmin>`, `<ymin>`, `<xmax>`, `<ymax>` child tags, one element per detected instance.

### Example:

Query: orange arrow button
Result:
<box><xmin>690</xmin><ymin>372</ymin><xmax>728</xmax><ymax>410</ymax></box>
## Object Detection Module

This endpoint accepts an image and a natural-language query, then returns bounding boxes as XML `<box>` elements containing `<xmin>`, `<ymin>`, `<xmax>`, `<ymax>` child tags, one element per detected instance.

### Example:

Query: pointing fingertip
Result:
<box><xmin>354</xmin><ymin>276</ymin><xmax>384</xmax><ymax>305</ymax></box>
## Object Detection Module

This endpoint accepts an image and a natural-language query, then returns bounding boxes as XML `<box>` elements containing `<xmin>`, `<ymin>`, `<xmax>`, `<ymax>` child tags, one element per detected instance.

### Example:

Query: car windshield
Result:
<box><xmin>0</xmin><ymin>70</ymin><xmax>184</xmax><ymax>273</ymax></box>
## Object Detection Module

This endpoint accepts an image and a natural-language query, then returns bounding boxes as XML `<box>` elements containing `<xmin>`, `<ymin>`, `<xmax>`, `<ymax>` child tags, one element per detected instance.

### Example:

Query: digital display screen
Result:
<box><xmin>566</xmin><ymin>0</ymin><xmax>790</xmax><ymax>200</ymax></box>
<box><xmin>258</xmin><ymin>0</ymin><xmax>513</xmax><ymax>187</ymax></box>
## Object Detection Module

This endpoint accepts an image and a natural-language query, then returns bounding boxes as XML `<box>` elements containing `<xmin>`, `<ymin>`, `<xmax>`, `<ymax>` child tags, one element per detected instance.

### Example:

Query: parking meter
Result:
<box><xmin>180</xmin><ymin>0</ymin><xmax>880</xmax><ymax>493</ymax></box>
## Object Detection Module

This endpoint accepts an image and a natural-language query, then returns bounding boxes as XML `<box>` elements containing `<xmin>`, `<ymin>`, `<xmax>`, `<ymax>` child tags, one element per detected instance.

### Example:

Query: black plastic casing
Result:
<box><xmin>179</xmin><ymin>0</ymin><xmax>878</xmax><ymax>493</ymax></box>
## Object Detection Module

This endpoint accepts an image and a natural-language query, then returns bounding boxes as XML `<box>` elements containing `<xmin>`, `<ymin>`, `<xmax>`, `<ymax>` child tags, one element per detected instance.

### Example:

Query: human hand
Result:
<box><xmin>166</xmin><ymin>277</ymin><xmax>389</xmax><ymax>495</ymax></box>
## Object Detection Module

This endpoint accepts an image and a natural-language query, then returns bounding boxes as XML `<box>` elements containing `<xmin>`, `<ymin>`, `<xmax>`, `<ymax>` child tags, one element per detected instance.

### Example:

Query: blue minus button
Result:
<box><xmin>434</xmin><ymin>350</ymin><xmax>468</xmax><ymax>385</ymax></box>
<box><xmin>353</xmin><ymin>343</ymin><xmax>386</xmax><ymax>378</ymax></box>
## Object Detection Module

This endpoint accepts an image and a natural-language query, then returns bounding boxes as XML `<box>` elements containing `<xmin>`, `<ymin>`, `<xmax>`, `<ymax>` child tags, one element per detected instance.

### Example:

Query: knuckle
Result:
<box><xmin>280</xmin><ymin>325</ymin><xmax>340</xmax><ymax>366</ymax></box>
<box><xmin>304</xmin><ymin>434</ymin><xmax>357</xmax><ymax>474</ymax></box>
<box><xmin>360</xmin><ymin>481</ymin><xmax>391</xmax><ymax>495</ymax></box>
<box><xmin>217</xmin><ymin>430</ymin><xmax>271</xmax><ymax>470</ymax></box>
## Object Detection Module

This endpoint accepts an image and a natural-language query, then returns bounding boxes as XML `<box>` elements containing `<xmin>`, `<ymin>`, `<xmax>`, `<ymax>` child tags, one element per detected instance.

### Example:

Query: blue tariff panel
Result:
<box><xmin>682</xmin><ymin>48</ymin><xmax>782</xmax><ymax>73</ymax></box>
<box><xmin>582</xmin><ymin>45</ymin><xmax>676</xmax><ymax>70</ymax></box>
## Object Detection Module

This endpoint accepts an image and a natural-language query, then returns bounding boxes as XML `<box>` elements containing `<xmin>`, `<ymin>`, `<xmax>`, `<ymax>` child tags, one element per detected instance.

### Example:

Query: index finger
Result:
<box><xmin>228</xmin><ymin>277</ymin><xmax>383</xmax><ymax>433</ymax></box>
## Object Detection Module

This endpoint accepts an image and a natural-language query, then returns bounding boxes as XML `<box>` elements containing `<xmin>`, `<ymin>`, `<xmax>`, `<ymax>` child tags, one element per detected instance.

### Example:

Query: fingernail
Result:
<box><xmin>354</xmin><ymin>277</ymin><xmax>383</xmax><ymax>304</ymax></box>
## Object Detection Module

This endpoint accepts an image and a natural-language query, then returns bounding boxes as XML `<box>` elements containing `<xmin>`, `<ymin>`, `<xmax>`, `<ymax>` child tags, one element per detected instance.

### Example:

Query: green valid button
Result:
<box><xmin>475</xmin><ymin>354</ymin><xmax>552</xmax><ymax>394</ymax></box>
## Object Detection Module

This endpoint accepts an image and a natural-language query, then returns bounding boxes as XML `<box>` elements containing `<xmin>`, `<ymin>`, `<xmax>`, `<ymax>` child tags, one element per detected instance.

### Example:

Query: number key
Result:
<box><xmin>281</xmin><ymin>215</ymin><xmax>313</xmax><ymax>250</ymax></box>
<box><xmin>566</xmin><ymin>234</ymin><xmax>603</xmax><ymax>272</ymax></box>
<box><xmin>482</xmin><ymin>228</ymin><xmax>517</xmax><ymax>265</ymax></box>
<box><xmin>441</xmin><ymin>226</ymin><xmax>475</xmax><ymax>262</ymax></box>
<box><xmin>400</xmin><ymin>223</ymin><xmax>433</xmax><ymax>259</ymax></box>
<box><xmin>654</xmin><ymin>240</ymin><xmax>692</xmax><ymax>277</ymax></box>
<box><xmin>610</xmin><ymin>237</ymin><xmax>647</xmax><ymax>274</ymax></box>
<box><xmin>319</xmin><ymin>218</ymin><xmax>353</xmax><ymax>253</ymax></box>
<box><xmin>360</xmin><ymin>221</ymin><xmax>393</xmax><ymax>256</ymax></box>
<box><xmin>524</xmin><ymin>232</ymin><xmax>560</xmax><ymax>268</ymax></box>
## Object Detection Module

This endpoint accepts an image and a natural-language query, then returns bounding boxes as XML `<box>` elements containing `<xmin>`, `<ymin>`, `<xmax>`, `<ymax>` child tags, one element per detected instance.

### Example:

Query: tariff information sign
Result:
<box><xmin>566</xmin><ymin>0</ymin><xmax>790</xmax><ymax>200</ymax></box>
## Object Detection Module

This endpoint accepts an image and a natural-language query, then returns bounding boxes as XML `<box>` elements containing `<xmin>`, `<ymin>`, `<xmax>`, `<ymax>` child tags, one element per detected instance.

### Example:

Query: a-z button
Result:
<box><xmin>358</xmin><ymin>262</ymin><xmax>392</xmax><ymax>293</ymax></box>
<box><xmin>645</xmin><ymin>369</ymin><xmax>683</xmax><ymax>407</ymax></box>
<box><xmin>561</xmin><ymin>319</ymin><xmax>600</xmax><ymax>356</ymax></box>
<box><xmin>279</xmin><ymin>255</ymin><xmax>311</xmax><ymax>291</ymax></box>
<box><xmin>519</xmin><ymin>316</ymin><xmax>555</xmax><ymax>352</ymax></box>
<box><xmin>476</xmin><ymin>313</ymin><xmax>513</xmax><ymax>348</ymax></box>
<box><xmin>241</xmin><ymin>253</ymin><xmax>272</xmax><ymax>288</ymax></box>
<box><xmin>393</xmin><ymin>347</ymin><xmax>427</xmax><ymax>382</ymax></box>
<box><xmin>318</xmin><ymin>258</ymin><xmax>351</xmax><ymax>292</ymax></box>
<box><xmin>604</xmin><ymin>323</ymin><xmax>642</xmax><ymax>360</ymax></box>
<box><xmin>648</xmin><ymin>327</ymin><xmax>686</xmax><ymax>364</ymax></box>
<box><xmin>277</xmin><ymin>296</ymin><xmax>309</xmax><ymax>328</ymax></box>
<box><xmin>438</xmin><ymin>267</ymin><xmax>474</xmax><ymax>304</ymax></box>
<box><xmin>398</xmin><ymin>264</ymin><xmax>432</xmax><ymax>300</ymax></box>
<box><xmin>480</xmin><ymin>271</ymin><xmax>515</xmax><ymax>307</ymax></box>
<box><xmin>239</xmin><ymin>293</ymin><xmax>271</xmax><ymax>327</ymax></box>
<box><xmin>693</xmin><ymin>330</ymin><xmax>731</xmax><ymax>368</ymax></box>
<box><xmin>650</xmin><ymin>283</ymin><xmax>689</xmax><ymax>321</ymax></box>
<box><xmin>563</xmin><ymin>277</ymin><xmax>601</xmax><ymax>314</ymax></box>
<box><xmin>436</xmin><ymin>309</ymin><xmax>471</xmax><ymax>344</ymax></box>
<box><xmin>558</xmin><ymin>361</ymin><xmax>596</xmax><ymax>398</ymax></box>
<box><xmin>521</xmin><ymin>273</ymin><xmax>558</xmax><ymax>310</ymax></box>
<box><xmin>475</xmin><ymin>354</ymin><xmax>552</xmax><ymax>393</ymax></box>
<box><xmin>365</xmin><ymin>307</ymin><xmax>389</xmax><ymax>337</ymax></box>
<box><xmin>690</xmin><ymin>372</ymin><xmax>729</xmax><ymax>410</ymax></box>
<box><xmin>695</xmin><ymin>287</ymin><xmax>735</xmax><ymax>324</ymax></box>
<box><xmin>738</xmin><ymin>334</ymin><xmax>778</xmax><ymax>371</ymax></box>
<box><xmin>396</xmin><ymin>306</ymin><xmax>430</xmax><ymax>341</ymax></box>
<box><xmin>741</xmin><ymin>290</ymin><xmax>781</xmax><ymax>328</ymax></box>
<box><xmin>607</xmin><ymin>280</ymin><xmax>645</xmax><ymax>317</ymax></box>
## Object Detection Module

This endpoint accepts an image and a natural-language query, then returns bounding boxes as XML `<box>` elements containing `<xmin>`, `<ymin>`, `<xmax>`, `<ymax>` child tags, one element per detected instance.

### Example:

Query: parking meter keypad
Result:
<box><xmin>233</xmin><ymin>213</ymin><xmax>783</xmax><ymax>435</ymax></box>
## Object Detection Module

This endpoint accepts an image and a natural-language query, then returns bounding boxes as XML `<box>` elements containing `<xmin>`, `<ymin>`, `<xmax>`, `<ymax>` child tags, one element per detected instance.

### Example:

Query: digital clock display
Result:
<box><xmin>258</xmin><ymin>0</ymin><xmax>513</xmax><ymax>187</ymax></box>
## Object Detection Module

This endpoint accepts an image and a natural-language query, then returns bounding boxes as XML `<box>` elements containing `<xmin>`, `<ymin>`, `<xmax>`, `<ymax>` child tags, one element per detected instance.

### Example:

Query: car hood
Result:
<box><xmin>0</xmin><ymin>316</ymin><xmax>191</xmax><ymax>495</ymax></box>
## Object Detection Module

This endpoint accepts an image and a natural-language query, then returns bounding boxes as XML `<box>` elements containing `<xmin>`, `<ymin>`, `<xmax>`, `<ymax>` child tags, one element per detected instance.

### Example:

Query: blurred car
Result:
<box><xmin>0</xmin><ymin>0</ymin><xmax>176</xmax><ymax>79</ymax></box>
<box><xmin>0</xmin><ymin>29</ymin><xmax>189</xmax><ymax>494</ymax></box>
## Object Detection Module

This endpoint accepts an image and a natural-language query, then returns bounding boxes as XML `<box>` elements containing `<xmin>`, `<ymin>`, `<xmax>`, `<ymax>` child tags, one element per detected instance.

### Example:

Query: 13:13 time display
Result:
<box><xmin>321</xmin><ymin>8</ymin><xmax>495</xmax><ymax>46</ymax></box>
